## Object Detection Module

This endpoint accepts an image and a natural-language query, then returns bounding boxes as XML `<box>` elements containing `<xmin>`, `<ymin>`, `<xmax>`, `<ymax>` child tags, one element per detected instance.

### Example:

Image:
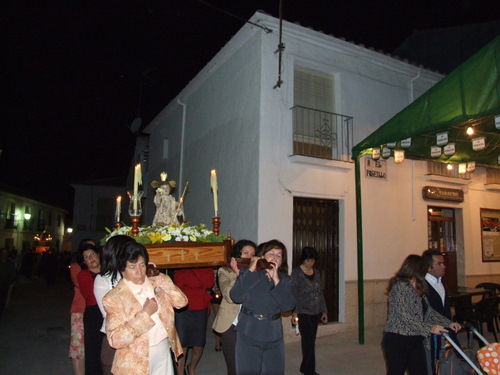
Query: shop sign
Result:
<box><xmin>443</xmin><ymin>143</ymin><xmax>455</xmax><ymax>156</ymax></box>
<box><xmin>436</xmin><ymin>132</ymin><xmax>449</xmax><ymax>146</ymax></box>
<box><xmin>401</xmin><ymin>138</ymin><xmax>411</xmax><ymax>148</ymax></box>
<box><xmin>472</xmin><ymin>137</ymin><xmax>486</xmax><ymax>151</ymax></box>
<box><xmin>422</xmin><ymin>186</ymin><xmax>464</xmax><ymax>202</ymax></box>
<box><xmin>382</xmin><ymin>147</ymin><xmax>391</xmax><ymax>159</ymax></box>
<box><xmin>431</xmin><ymin>146</ymin><xmax>442</xmax><ymax>158</ymax></box>
<box><xmin>365</xmin><ymin>158</ymin><xmax>387</xmax><ymax>180</ymax></box>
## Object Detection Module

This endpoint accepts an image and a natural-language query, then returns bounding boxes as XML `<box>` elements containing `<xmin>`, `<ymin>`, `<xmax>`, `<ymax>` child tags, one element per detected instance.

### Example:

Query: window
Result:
<box><xmin>486</xmin><ymin>168</ymin><xmax>500</xmax><ymax>184</ymax></box>
<box><xmin>37</xmin><ymin>209</ymin><xmax>46</xmax><ymax>230</ymax></box>
<box><xmin>427</xmin><ymin>161</ymin><xmax>471</xmax><ymax>180</ymax></box>
<box><xmin>5</xmin><ymin>202</ymin><xmax>16</xmax><ymax>229</ymax></box>
<box><xmin>96</xmin><ymin>198</ymin><xmax>115</xmax><ymax>230</ymax></box>
<box><xmin>292</xmin><ymin>67</ymin><xmax>352</xmax><ymax>161</ymax></box>
<box><xmin>294</xmin><ymin>67</ymin><xmax>334</xmax><ymax>112</ymax></box>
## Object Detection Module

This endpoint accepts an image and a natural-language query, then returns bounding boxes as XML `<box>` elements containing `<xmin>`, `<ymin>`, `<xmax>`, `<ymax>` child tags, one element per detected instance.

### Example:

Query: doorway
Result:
<box><xmin>427</xmin><ymin>206</ymin><xmax>458</xmax><ymax>289</ymax></box>
<box><xmin>293</xmin><ymin>197</ymin><xmax>339</xmax><ymax>322</ymax></box>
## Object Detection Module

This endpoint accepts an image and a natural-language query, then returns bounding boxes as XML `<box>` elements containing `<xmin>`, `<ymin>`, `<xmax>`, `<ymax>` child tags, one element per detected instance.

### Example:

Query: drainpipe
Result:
<box><xmin>355</xmin><ymin>156</ymin><xmax>365</xmax><ymax>344</ymax></box>
<box><xmin>177</xmin><ymin>98</ymin><xmax>187</xmax><ymax>199</ymax></box>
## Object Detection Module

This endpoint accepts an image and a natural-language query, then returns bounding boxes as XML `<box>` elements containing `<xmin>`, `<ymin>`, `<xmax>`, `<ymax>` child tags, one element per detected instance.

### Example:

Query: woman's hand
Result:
<box><xmin>266</xmin><ymin>261</ymin><xmax>280</xmax><ymax>285</ymax></box>
<box><xmin>248</xmin><ymin>256</ymin><xmax>261</xmax><ymax>272</ymax></box>
<box><xmin>320</xmin><ymin>313</ymin><xmax>328</xmax><ymax>324</ymax></box>
<box><xmin>230</xmin><ymin>257</ymin><xmax>240</xmax><ymax>276</ymax></box>
<box><xmin>449</xmin><ymin>322</ymin><xmax>461</xmax><ymax>333</ymax></box>
<box><xmin>430</xmin><ymin>324</ymin><xmax>447</xmax><ymax>335</ymax></box>
<box><xmin>143</xmin><ymin>298</ymin><xmax>158</xmax><ymax>316</ymax></box>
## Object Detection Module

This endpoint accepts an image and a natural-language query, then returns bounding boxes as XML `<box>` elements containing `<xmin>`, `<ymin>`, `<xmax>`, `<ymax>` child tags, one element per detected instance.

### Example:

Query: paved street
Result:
<box><xmin>6</xmin><ymin>274</ymin><xmax>491</xmax><ymax>375</ymax></box>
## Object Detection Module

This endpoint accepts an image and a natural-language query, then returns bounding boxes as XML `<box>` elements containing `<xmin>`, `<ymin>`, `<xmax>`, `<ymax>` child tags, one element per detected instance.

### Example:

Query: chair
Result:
<box><xmin>475</xmin><ymin>283</ymin><xmax>500</xmax><ymax>298</ymax></box>
<box><xmin>476</xmin><ymin>283</ymin><xmax>500</xmax><ymax>335</ymax></box>
<box><xmin>462</xmin><ymin>296</ymin><xmax>498</xmax><ymax>342</ymax></box>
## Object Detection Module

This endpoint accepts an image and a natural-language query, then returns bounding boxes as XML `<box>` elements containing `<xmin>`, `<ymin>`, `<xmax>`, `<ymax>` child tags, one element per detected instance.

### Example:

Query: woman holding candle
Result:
<box><xmin>212</xmin><ymin>240</ymin><xmax>256</xmax><ymax>375</ymax></box>
<box><xmin>230</xmin><ymin>240</ymin><xmax>295</xmax><ymax>375</ymax></box>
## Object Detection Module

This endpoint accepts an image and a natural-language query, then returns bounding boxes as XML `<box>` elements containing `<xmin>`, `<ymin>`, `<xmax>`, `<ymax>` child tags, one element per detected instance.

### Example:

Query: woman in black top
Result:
<box><xmin>291</xmin><ymin>247</ymin><xmax>328</xmax><ymax>375</ymax></box>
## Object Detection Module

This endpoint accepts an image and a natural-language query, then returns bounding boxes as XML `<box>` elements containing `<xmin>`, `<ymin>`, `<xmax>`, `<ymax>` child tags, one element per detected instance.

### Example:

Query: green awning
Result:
<box><xmin>352</xmin><ymin>36</ymin><xmax>500</xmax><ymax>168</ymax></box>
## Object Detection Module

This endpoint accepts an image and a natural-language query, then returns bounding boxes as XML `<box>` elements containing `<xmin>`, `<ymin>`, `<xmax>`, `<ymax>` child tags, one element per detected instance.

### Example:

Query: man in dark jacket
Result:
<box><xmin>423</xmin><ymin>249</ymin><xmax>458</xmax><ymax>374</ymax></box>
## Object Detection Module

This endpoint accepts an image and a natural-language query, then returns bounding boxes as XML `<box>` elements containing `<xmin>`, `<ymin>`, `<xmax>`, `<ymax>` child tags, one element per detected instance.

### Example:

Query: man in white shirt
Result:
<box><xmin>423</xmin><ymin>249</ymin><xmax>458</xmax><ymax>374</ymax></box>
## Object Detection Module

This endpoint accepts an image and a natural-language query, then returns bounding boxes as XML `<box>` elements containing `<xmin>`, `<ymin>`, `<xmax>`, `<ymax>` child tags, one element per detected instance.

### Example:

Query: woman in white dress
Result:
<box><xmin>94</xmin><ymin>235</ymin><xmax>136</xmax><ymax>375</ymax></box>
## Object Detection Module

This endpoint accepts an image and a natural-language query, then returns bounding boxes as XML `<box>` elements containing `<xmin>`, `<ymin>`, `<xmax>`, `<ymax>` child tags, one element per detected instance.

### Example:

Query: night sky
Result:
<box><xmin>2</xmin><ymin>0</ymin><xmax>498</xmax><ymax>212</ymax></box>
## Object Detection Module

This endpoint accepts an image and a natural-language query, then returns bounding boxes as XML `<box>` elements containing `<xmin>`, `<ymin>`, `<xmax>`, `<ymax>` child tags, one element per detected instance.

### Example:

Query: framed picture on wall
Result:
<box><xmin>481</xmin><ymin>208</ymin><xmax>500</xmax><ymax>262</ymax></box>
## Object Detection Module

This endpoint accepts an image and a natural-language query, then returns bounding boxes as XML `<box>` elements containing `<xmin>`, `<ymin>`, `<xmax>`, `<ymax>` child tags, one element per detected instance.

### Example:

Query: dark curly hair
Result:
<box><xmin>116</xmin><ymin>242</ymin><xmax>149</xmax><ymax>273</ymax></box>
<box><xmin>300</xmin><ymin>246</ymin><xmax>318</xmax><ymax>263</ymax></box>
<box><xmin>258</xmin><ymin>239</ymin><xmax>289</xmax><ymax>274</ymax></box>
<box><xmin>230</xmin><ymin>239</ymin><xmax>257</xmax><ymax>258</ymax></box>
<box><xmin>76</xmin><ymin>243</ymin><xmax>100</xmax><ymax>270</ymax></box>
<box><xmin>100</xmin><ymin>235</ymin><xmax>136</xmax><ymax>284</ymax></box>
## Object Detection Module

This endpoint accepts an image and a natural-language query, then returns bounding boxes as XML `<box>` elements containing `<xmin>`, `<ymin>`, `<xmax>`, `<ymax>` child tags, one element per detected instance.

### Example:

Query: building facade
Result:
<box><xmin>139</xmin><ymin>11</ymin><xmax>499</xmax><ymax>339</ymax></box>
<box><xmin>0</xmin><ymin>188</ymin><xmax>67</xmax><ymax>253</ymax></box>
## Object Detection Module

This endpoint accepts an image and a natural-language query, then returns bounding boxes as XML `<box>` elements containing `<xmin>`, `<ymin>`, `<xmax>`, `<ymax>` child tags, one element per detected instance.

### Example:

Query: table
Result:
<box><xmin>448</xmin><ymin>286</ymin><xmax>492</xmax><ymax>323</ymax></box>
<box><xmin>448</xmin><ymin>286</ymin><xmax>493</xmax><ymax>300</ymax></box>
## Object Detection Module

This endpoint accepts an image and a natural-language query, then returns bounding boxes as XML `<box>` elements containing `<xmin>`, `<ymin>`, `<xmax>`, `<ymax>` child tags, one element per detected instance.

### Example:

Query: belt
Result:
<box><xmin>241</xmin><ymin>306</ymin><xmax>281</xmax><ymax>321</ymax></box>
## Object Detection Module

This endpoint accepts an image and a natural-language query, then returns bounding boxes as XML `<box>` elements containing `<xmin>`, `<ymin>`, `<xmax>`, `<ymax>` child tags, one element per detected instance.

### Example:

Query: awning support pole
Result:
<box><xmin>355</xmin><ymin>155</ymin><xmax>365</xmax><ymax>344</ymax></box>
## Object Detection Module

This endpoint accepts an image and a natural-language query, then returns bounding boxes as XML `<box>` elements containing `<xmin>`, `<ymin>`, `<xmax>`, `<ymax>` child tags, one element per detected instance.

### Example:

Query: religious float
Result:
<box><xmin>101</xmin><ymin>166</ymin><xmax>232</xmax><ymax>269</ymax></box>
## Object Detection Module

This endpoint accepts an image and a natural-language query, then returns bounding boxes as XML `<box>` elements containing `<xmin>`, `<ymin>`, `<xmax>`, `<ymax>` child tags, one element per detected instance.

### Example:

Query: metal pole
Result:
<box><xmin>355</xmin><ymin>156</ymin><xmax>365</xmax><ymax>344</ymax></box>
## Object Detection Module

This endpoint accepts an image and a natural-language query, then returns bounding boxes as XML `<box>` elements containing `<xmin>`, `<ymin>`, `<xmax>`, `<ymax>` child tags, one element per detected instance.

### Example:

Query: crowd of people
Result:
<box><xmin>0</xmin><ymin>232</ymin><xmax>462</xmax><ymax>375</ymax></box>
<box><xmin>66</xmin><ymin>235</ymin><xmax>334</xmax><ymax>375</ymax></box>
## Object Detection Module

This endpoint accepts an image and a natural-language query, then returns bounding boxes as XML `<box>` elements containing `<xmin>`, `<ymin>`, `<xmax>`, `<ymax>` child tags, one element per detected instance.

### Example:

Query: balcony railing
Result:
<box><xmin>291</xmin><ymin>105</ymin><xmax>353</xmax><ymax>162</ymax></box>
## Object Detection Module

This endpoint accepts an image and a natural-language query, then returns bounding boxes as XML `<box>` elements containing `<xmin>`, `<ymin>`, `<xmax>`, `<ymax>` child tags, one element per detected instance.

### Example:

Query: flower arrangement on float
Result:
<box><xmin>100</xmin><ymin>222</ymin><xmax>226</xmax><ymax>246</ymax></box>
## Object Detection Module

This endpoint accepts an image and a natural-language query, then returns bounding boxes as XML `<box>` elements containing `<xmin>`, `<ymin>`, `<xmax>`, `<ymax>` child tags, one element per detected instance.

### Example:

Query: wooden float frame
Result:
<box><xmin>145</xmin><ymin>239</ymin><xmax>232</xmax><ymax>269</ymax></box>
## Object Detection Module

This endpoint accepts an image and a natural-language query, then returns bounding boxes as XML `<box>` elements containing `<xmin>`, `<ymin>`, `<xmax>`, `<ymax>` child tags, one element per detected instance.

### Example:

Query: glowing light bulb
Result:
<box><xmin>447</xmin><ymin>164</ymin><xmax>453</xmax><ymax>171</ymax></box>
<box><xmin>467</xmin><ymin>127</ymin><xmax>474</xmax><ymax>135</ymax></box>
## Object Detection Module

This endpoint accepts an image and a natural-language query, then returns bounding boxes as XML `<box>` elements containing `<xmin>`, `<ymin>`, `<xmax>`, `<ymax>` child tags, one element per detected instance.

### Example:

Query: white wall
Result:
<box><xmin>143</xmin><ymin>12</ymin><xmax>499</xmax><ymax>331</ymax></box>
<box><xmin>254</xmin><ymin>14</ymin><xmax>442</xmax><ymax>278</ymax></box>
<box><xmin>359</xmin><ymin>158</ymin><xmax>500</xmax><ymax>281</ymax></box>
<box><xmin>146</xmin><ymin>31</ymin><xmax>264</xmax><ymax>241</ymax></box>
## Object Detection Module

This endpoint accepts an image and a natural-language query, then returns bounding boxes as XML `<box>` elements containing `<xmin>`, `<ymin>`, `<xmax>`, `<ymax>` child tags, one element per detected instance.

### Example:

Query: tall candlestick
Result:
<box><xmin>115</xmin><ymin>196</ymin><xmax>122</xmax><ymax>221</ymax></box>
<box><xmin>133</xmin><ymin>163</ymin><xmax>141</xmax><ymax>210</ymax></box>
<box><xmin>211</xmin><ymin>169</ymin><xmax>218</xmax><ymax>217</ymax></box>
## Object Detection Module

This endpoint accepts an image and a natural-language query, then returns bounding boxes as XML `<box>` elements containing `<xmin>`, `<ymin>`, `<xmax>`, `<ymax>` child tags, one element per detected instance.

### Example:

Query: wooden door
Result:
<box><xmin>293</xmin><ymin>197</ymin><xmax>339</xmax><ymax>322</ymax></box>
<box><xmin>427</xmin><ymin>206</ymin><xmax>457</xmax><ymax>289</ymax></box>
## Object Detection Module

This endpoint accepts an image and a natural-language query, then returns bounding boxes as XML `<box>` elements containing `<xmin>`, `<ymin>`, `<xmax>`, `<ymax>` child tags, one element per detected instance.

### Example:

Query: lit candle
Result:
<box><xmin>179</xmin><ymin>181</ymin><xmax>189</xmax><ymax>208</ymax></box>
<box><xmin>211</xmin><ymin>169</ymin><xmax>218</xmax><ymax>217</ymax></box>
<box><xmin>115</xmin><ymin>196</ymin><xmax>121</xmax><ymax>221</ymax></box>
<box><xmin>133</xmin><ymin>163</ymin><xmax>141</xmax><ymax>210</ymax></box>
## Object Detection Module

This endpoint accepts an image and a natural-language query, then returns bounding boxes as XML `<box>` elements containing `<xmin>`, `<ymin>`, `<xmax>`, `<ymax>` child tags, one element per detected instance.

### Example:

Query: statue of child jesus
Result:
<box><xmin>151</xmin><ymin>172</ymin><xmax>184</xmax><ymax>226</ymax></box>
